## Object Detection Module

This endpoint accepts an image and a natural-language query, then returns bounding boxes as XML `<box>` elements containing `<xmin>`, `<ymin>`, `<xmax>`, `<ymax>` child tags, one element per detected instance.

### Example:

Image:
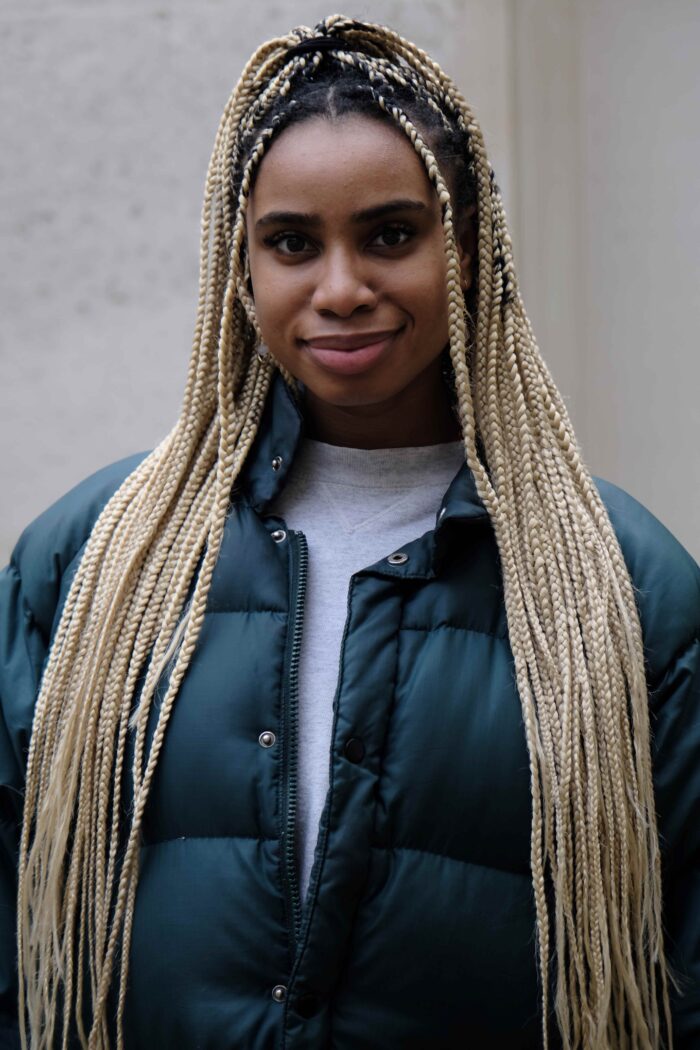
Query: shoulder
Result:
<box><xmin>595</xmin><ymin>476</ymin><xmax>700</xmax><ymax>682</ymax></box>
<box><xmin>8</xmin><ymin>452</ymin><xmax>149</xmax><ymax>637</ymax></box>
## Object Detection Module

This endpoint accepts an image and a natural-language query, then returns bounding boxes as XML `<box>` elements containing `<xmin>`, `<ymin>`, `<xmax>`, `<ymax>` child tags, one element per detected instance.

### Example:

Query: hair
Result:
<box><xmin>18</xmin><ymin>14</ymin><xmax>674</xmax><ymax>1050</ymax></box>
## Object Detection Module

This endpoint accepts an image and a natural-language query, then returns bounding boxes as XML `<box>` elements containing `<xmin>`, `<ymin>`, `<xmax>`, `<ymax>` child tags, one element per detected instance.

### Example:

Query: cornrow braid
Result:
<box><xmin>17</xmin><ymin>14</ymin><xmax>673</xmax><ymax>1050</ymax></box>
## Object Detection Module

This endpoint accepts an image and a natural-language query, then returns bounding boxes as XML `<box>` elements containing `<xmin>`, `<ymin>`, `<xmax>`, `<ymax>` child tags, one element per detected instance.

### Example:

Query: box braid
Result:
<box><xmin>17</xmin><ymin>14</ymin><xmax>673</xmax><ymax>1050</ymax></box>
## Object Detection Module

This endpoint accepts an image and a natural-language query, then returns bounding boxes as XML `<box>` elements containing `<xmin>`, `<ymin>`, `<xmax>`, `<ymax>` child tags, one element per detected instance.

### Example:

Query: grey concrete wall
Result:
<box><xmin>3</xmin><ymin>1</ymin><xmax>698</xmax><ymax>564</ymax></box>
<box><xmin>511</xmin><ymin>0</ymin><xmax>700</xmax><ymax>561</ymax></box>
<box><xmin>577</xmin><ymin>0</ymin><xmax>700</xmax><ymax>560</ymax></box>
<box><xmin>1</xmin><ymin>0</ymin><xmax>512</xmax><ymax>562</ymax></box>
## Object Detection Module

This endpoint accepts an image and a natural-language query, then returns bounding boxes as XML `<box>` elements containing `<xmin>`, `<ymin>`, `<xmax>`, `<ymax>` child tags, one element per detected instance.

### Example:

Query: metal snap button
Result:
<box><xmin>344</xmin><ymin>738</ymin><xmax>365</xmax><ymax>763</ymax></box>
<box><xmin>271</xmin><ymin>529</ymin><xmax>287</xmax><ymax>543</ymax></box>
<box><xmin>271</xmin><ymin>456</ymin><xmax>283</xmax><ymax>471</ymax></box>
<box><xmin>272</xmin><ymin>984</ymin><xmax>287</xmax><ymax>1003</ymax></box>
<box><xmin>387</xmin><ymin>551</ymin><xmax>409</xmax><ymax>565</ymax></box>
<box><xmin>258</xmin><ymin>731</ymin><xmax>276</xmax><ymax>748</ymax></box>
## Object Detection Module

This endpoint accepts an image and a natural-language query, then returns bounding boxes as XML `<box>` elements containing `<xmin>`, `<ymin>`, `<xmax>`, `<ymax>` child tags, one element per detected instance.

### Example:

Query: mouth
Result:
<box><xmin>303</xmin><ymin>328</ymin><xmax>400</xmax><ymax>351</ymax></box>
<box><xmin>301</xmin><ymin>327</ymin><xmax>403</xmax><ymax>377</ymax></box>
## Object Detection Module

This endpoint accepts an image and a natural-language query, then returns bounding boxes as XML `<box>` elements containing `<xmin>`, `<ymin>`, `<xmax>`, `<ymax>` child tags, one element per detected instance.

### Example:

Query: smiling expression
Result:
<box><xmin>245</xmin><ymin>115</ymin><xmax>473</xmax><ymax>446</ymax></box>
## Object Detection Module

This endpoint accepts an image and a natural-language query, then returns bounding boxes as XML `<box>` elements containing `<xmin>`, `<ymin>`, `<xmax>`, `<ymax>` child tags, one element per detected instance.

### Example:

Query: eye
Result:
<box><xmin>262</xmin><ymin>231</ymin><xmax>313</xmax><ymax>256</ymax></box>
<box><xmin>370</xmin><ymin>223</ymin><xmax>414</xmax><ymax>249</ymax></box>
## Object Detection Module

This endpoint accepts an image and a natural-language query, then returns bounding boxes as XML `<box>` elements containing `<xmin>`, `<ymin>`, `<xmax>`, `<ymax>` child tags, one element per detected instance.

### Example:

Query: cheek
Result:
<box><xmin>410</xmin><ymin>244</ymin><xmax>450</xmax><ymax>318</ymax></box>
<box><xmin>413</xmin><ymin>268</ymin><xmax>450</xmax><ymax>330</ymax></box>
<box><xmin>248</xmin><ymin>268</ymin><xmax>291</xmax><ymax>338</ymax></box>
<box><xmin>387</xmin><ymin>247</ymin><xmax>449</xmax><ymax>314</ymax></box>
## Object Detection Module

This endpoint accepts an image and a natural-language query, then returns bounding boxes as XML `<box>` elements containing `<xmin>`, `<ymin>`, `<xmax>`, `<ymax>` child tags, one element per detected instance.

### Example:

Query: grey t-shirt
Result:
<box><xmin>269</xmin><ymin>436</ymin><xmax>466</xmax><ymax>903</ymax></box>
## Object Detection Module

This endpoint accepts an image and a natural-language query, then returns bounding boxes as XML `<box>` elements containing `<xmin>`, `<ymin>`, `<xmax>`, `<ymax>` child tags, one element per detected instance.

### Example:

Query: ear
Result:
<box><xmin>455</xmin><ymin>204</ymin><xmax>477</xmax><ymax>291</ymax></box>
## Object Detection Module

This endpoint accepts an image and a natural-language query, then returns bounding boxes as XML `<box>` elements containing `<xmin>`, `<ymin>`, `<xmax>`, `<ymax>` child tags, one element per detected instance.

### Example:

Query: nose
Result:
<box><xmin>310</xmin><ymin>246</ymin><xmax>378</xmax><ymax>317</ymax></box>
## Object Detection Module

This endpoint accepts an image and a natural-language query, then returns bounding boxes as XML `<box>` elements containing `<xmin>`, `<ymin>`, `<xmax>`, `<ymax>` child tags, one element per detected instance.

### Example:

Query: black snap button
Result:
<box><xmin>295</xmin><ymin>992</ymin><xmax>321</xmax><ymax>1018</ymax></box>
<box><xmin>344</xmin><ymin>738</ymin><xmax>365</xmax><ymax>763</ymax></box>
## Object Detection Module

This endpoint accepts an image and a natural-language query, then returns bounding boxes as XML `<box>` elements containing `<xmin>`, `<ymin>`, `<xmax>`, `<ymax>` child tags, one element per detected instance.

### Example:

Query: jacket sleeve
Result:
<box><xmin>0</xmin><ymin>559</ymin><xmax>48</xmax><ymax>1049</ymax></box>
<box><xmin>596</xmin><ymin>480</ymin><xmax>700</xmax><ymax>1045</ymax></box>
<box><xmin>0</xmin><ymin>453</ymin><xmax>147</xmax><ymax>1050</ymax></box>
<box><xmin>651</xmin><ymin>631</ymin><xmax>700</xmax><ymax>1049</ymax></box>
<box><xmin>594</xmin><ymin>477</ymin><xmax>700</xmax><ymax>1046</ymax></box>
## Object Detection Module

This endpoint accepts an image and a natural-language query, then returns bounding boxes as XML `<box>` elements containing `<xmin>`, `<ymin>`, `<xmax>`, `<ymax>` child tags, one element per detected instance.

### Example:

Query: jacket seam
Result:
<box><xmin>4</xmin><ymin>562</ymin><xmax>47</xmax><ymax>691</ymax></box>
<box><xmin>140</xmin><ymin>833</ymin><xmax>277</xmax><ymax>847</ymax></box>
<box><xmin>371</xmin><ymin>843</ymin><xmax>530</xmax><ymax>879</ymax></box>
<box><xmin>401</xmin><ymin>622</ymin><xmax>508</xmax><ymax>641</ymax></box>
<box><xmin>7</xmin><ymin>558</ymin><xmax>46</xmax><ymax>649</ymax></box>
<box><xmin>12</xmin><ymin>539</ymin><xmax>87</xmax><ymax>615</ymax></box>
<box><xmin>649</xmin><ymin>634</ymin><xmax>700</xmax><ymax>707</ymax></box>
<box><xmin>372</xmin><ymin>594</ymin><xmax>405</xmax><ymax>844</ymax></box>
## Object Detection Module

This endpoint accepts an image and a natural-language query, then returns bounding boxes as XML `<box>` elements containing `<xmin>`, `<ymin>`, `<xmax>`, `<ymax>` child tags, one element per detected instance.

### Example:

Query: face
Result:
<box><xmin>245</xmin><ymin>115</ymin><xmax>474</xmax><ymax>446</ymax></box>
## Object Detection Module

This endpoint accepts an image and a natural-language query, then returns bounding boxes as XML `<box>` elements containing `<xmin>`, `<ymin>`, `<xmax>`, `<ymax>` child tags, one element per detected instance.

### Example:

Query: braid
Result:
<box><xmin>18</xmin><ymin>15</ymin><xmax>673</xmax><ymax>1050</ymax></box>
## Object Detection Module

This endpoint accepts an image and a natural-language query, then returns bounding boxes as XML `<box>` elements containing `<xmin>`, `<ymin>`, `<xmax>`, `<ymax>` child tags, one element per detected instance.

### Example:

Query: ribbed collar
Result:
<box><xmin>286</xmin><ymin>435</ymin><xmax>466</xmax><ymax>490</ymax></box>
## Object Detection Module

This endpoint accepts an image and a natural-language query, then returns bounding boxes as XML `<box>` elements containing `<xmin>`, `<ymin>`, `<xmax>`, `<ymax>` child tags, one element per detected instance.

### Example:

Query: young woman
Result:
<box><xmin>1</xmin><ymin>14</ymin><xmax>698</xmax><ymax>1050</ymax></box>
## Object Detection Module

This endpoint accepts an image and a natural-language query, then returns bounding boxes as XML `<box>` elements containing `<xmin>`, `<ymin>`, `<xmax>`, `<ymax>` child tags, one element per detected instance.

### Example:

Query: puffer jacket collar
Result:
<box><xmin>236</xmin><ymin>370</ymin><xmax>491</xmax><ymax>579</ymax></box>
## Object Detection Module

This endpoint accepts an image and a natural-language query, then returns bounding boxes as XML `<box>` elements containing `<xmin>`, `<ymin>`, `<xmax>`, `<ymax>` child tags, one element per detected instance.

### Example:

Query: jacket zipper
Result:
<box><xmin>281</xmin><ymin>529</ymin><xmax>308</xmax><ymax>955</ymax></box>
<box><xmin>294</xmin><ymin>573</ymin><xmax>355</xmax><ymax>959</ymax></box>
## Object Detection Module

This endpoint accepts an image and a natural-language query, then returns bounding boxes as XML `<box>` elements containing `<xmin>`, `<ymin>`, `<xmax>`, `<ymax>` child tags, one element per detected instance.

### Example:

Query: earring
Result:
<box><xmin>256</xmin><ymin>341</ymin><xmax>269</xmax><ymax>361</ymax></box>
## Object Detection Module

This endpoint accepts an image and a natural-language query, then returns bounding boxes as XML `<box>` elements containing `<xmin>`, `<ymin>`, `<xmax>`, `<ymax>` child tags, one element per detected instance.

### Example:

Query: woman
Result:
<box><xmin>0</xmin><ymin>14</ymin><xmax>698</xmax><ymax>1050</ymax></box>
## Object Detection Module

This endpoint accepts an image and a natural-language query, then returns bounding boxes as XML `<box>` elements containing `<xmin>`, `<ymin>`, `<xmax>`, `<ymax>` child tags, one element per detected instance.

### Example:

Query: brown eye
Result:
<box><xmin>263</xmin><ymin>232</ymin><xmax>311</xmax><ymax>255</ymax></box>
<box><xmin>371</xmin><ymin>223</ymin><xmax>414</xmax><ymax>248</ymax></box>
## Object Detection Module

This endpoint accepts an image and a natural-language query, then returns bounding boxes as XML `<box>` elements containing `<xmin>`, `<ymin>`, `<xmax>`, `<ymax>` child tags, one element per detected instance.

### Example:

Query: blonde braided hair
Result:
<box><xmin>18</xmin><ymin>14</ymin><xmax>673</xmax><ymax>1049</ymax></box>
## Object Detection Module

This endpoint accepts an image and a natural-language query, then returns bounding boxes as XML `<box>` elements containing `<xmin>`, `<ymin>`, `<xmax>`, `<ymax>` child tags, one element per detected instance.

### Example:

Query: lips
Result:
<box><xmin>301</xmin><ymin>328</ymin><xmax>402</xmax><ymax>377</ymax></box>
<box><xmin>303</xmin><ymin>328</ymin><xmax>400</xmax><ymax>351</ymax></box>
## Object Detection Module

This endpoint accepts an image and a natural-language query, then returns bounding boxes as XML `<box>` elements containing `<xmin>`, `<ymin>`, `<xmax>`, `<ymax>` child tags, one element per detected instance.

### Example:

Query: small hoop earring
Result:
<box><xmin>256</xmin><ymin>341</ymin><xmax>269</xmax><ymax>361</ymax></box>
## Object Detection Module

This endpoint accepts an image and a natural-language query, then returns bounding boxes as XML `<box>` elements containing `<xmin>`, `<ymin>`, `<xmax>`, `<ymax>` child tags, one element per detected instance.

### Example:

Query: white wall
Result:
<box><xmin>509</xmin><ymin>0</ymin><xmax>583</xmax><ymax>426</ymax></box>
<box><xmin>2</xmin><ymin>1</ymin><xmax>698</xmax><ymax>563</ymax></box>
<box><xmin>0</xmin><ymin>0</ymin><xmax>512</xmax><ymax>562</ymax></box>
<box><xmin>512</xmin><ymin>0</ymin><xmax>700</xmax><ymax>560</ymax></box>
<box><xmin>577</xmin><ymin>0</ymin><xmax>700</xmax><ymax>560</ymax></box>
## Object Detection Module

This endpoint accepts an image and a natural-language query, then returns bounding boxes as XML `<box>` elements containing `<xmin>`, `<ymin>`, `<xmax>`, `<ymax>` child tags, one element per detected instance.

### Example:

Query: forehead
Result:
<box><xmin>248</xmin><ymin>115</ymin><xmax>437</xmax><ymax>213</ymax></box>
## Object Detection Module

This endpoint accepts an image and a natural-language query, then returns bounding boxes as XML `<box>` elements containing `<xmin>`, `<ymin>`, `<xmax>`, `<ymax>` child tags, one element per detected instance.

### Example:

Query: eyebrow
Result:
<box><xmin>254</xmin><ymin>198</ymin><xmax>428</xmax><ymax>230</ymax></box>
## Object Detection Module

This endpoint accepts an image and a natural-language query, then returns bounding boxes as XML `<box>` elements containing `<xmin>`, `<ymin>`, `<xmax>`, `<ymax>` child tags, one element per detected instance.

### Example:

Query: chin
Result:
<box><xmin>303</xmin><ymin>379</ymin><xmax>404</xmax><ymax>411</ymax></box>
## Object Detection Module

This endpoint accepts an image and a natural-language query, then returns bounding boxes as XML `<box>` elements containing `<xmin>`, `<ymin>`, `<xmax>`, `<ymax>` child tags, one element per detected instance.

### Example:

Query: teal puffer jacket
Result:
<box><xmin>1</xmin><ymin>373</ymin><xmax>699</xmax><ymax>1049</ymax></box>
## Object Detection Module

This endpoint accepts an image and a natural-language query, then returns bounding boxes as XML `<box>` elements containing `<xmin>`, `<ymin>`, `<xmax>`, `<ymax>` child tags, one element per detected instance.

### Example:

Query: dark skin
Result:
<box><xmin>245</xmin><ymin>115</ymin><xmax>476</xmax><ymax>448</ymax></box>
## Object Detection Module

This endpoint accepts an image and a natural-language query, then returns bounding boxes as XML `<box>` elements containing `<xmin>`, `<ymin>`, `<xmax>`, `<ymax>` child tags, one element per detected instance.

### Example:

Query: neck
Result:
<box><xmin>302</xmin><ymin>360</ymin><xmax>462</xmax><ymax>449</ymax></box>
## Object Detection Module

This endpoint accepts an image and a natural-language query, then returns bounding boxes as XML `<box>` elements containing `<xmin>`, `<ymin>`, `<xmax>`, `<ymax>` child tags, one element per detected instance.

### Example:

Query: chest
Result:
<box><xmin>121</xmin><ymin>501</ymin><xmax>540</xmax><ymax>1048</ymax></box>
<box><xmin>138</xmin><ymin>502</ymin><xmax>532</xmax><ymax>875</ymax></box>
